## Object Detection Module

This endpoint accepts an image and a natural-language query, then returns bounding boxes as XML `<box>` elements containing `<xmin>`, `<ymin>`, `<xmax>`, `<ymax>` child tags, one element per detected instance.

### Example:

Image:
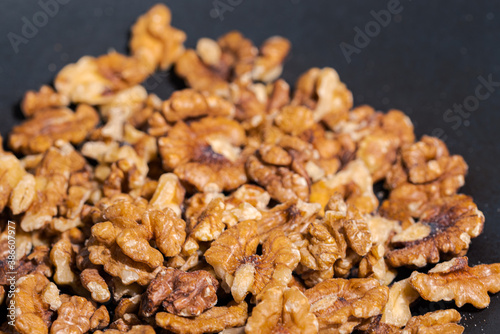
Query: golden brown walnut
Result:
<box><xmin>0</xmin><ymin>150</ymin><xmax>29</xmax><ymax>213</ymax></box>
<box><xmin>380</xmin><ymin>279</ymin><xmax>419</xmax><ymax>328</ymax></box>
<box><xmin>90</xmin><ymin>305</ymin><xmax>110</xmax><ymax>330</ymax></box>
<box><xmin>156</xmin><ymin>302</ymin><xmax>248</xmax><ymax>334</ymax></box>
<box><xmin>310</xmin><ymin>159</ymin><xmax>378</xmax><ymax>215</ymax></box>
<box><xmin>0</xmin><ymin>246</ymin><xmax>52</xmax><ymax>284</ymax></box>
<box><xmin>80</xmin><ymin>269</ymin><xmax>111</xmax><ymax>303</ymax></box>
<box><xmin>359</xmin><ymin>244</ymin><xmax>397</xmax><ymax>286</ymax></box>
<box><xmin>366</xmin><ymin>215</ymin><xmax>402</xmax><ymax>246</ymax></box>
<box><xmin>162</xmin><ymin>89</ymin><xmax>235</xmax><ymax>122</ymax></box>
<box><xmin>257</xmin><ymin>199</ymin><xmax>320</xmax><ymax>240</ymax></box>
<box><xmin>245</xmin><ymin>286</ymin><xmax>318</xmax><ymax>334</ymax></box>
<box><xmin>274</xmin><ymin>105</ymin><xmax>315</xmax><ymax>136</ymax></box>
<box><xmin>130</xmin><ymin>4</ymin><xmax>186</xmax><ymax>70</ymax></box>
<box><xmin>246</xmin><ymin>155</ymin><xmax>309</xmax><ymax>203</ymax></box>
<box><xmin>409</xmin><ymin>256</ymin><xmax>500</xmax><ymax>308</ymax></box>
<box><xmin>305</xmin><ymin>278</ymin><xmax>389</xmax><ymax>333</ymax></box>
<box><xmin>12</xmin><ymin>273</ymin><xmax>53</xmax><ymax>334</ymax></box>
<box><xmin>205</xmin><ymin>220</ymin><xmax>300</xmax><ymax>302</ymax></box>
<box><xmin>159</xmin><ymin>117</ymin><xmax>248</xmax><ymax>192</ymax></box>
<box><xmin>50</xmin><ymin>296</ymin><xmax>96</xmax><ymax>334</ymax></box>
<box><xmin>140</xmin><ymin>267</ymin><xmax>218</xmax><ymax>317</ymax></box>
<box><xmin>386</xmin><ymin>195</ymin><xmax>484</xmax><ymax>268</ymax></box>
<box><xmin>147</xmin><ymin>208</ymin><xmax>186</xmax><ymax>257</ymax></box>
<box><xmin>188</xmin><ymin>197</ymin><xmax>226</xmax><ymax>242</ymax></box>
<box><xmin>21</xmin><ymin>146</ymin><xmax>73</xmax><ymax>232</ymax></box>
<box><xmin>226</xmin><ymin>184</ymin><xmax>271</xmax><ymax>210</ymax></box>
<box><xmin>21</xmin><ymin>85</ymin><xmax>70</xmax><ymax>117</ymax></box>
<box><xmin>403</xmin><ymin>309</ymin><xmax>464</xmax><ymax>334</ymax></box>
<box><xmin>252</xmin><ymin>36</ymin><xmax>291</xmax><ymax>83</ymax></box>
<box><xmin>95</xmin><ymin>325</ymin><xmax>155</xmax><ymax>334</ymax></box>
<box><xmin>363</xmin><ymin>316</ymin><xmax>402</xmax><ymax>334</ymax></box>
<box><xmin>292</xmin><ymin>67</ymin><xmax>353</xmax><ymax>124</ymax></box>
<box><xmin>50</xmin><ymin>238</ymin><xmax>76</xmax><ymax>286</ymax></box>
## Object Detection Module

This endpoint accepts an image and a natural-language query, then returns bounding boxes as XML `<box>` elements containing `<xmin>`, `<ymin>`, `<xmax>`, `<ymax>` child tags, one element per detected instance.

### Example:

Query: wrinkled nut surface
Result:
<box><xmin>245</xmin><ymin>286</ymin><xmax>318</xmax><ymax>334</ymax></box>
<box><xmin>156</xmin><ymin>302</ymin><xmax>248</xmax><ymax>334</ymax></box>
<box><xmin>409</xmin><ymin>256</ymin><xmax>500</xmax><ymax>308</ymax></box>
<box><xmin>305</xmin><ymin>278</ymin><xmax>389</xmax><ymax>333</ymax></box>
<box><xmin>140</xmin><ymin>267</ymin><xmax>218</xmax><ymax>317</ymax></box>
<box><xmin>80</xmin><ymin>268</ymin><xmax>111</xmax><ymax>303</ymax></box>
<box><xmin>386</xmin><ymin>195</ymin><xmax>484</xmax><ymax>268</ymax></box>
<box><xmin>381</xmin><ymin>279</ymin><xmax>419</xmax><ymax>328</ymax></box>
<box><xmin>50</xmin><ymin>296</ymin><xmax>96</xmax><ymax>334</ymax></box>
<box><xmin>403</xmin><ymin>309</ymin><xmax>464</xmax><ymax>334</ymax></box>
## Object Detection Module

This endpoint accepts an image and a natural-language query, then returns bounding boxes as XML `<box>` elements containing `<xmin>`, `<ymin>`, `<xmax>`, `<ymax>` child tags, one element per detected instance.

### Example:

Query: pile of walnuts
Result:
<box><xmin>1</xmin><ymin>4</ymin><xmax>499</xmax><ymax>334</ymax></box>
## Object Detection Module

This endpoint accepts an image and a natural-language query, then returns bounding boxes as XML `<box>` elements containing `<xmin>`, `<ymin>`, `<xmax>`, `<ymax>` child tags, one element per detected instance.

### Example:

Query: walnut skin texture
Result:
<box><xmin>386</xmin><ymin>194</ymin><xmax>484</xmax><ymax>268</ymax></box>
<box><xmin>140</xmin><ymin>267</ymin><xmax>219</xmax><ymax>317</ymax></box>
<box><xmin>205</xmin><ymin>220</ymin><xmax>300</xmax><ymax>302</ymax></box>
<box><xmin>305</xmin><ymin>278</ymin><xmax>389</xmax><ymax>333</ymax></box>
<box><xmin>403</xmin><ymin>309</ymin><xmax>464</xmax><ymax>334</ymax></box>
<box><xmin>410</xmin><ymin>256</ymin><xmax>500</xmax><ymax>308</ymax></box>
<box><xmin>156</xmin><ymin>302</ymin><xmax>248</xmax><ymax>334</ymax></box>
<box><xmin>245</xmin><ymin>286</ymin><xmax>318</xmax><ymax>334</ymax></box>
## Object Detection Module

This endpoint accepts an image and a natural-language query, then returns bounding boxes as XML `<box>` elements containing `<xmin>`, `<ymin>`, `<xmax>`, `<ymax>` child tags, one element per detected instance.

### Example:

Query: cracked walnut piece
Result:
<box><xmin>205</xmin><ymin>220</ymin><xmax>300</xmax><ymax>303</ymax></box>
<box><xmin>386</xmin><ymin>194</ymin><xmax>484</xmax><ymax>268</ymax></box>
<box><xmin>245</xmin><ymin>286</ymin><xmax>318</xmax><ymax>334</ymax></box>
<box><xmin>403</xmin><ymin>309</ymin><xmax>464</xmax><ymax>334</ymax></box>
<box><xmin>140</xmin><ymin>267</ymin><xmax>218</xmax><ymax>317</ymax></box>
<box><xmin>156</xmin><ymin>302</ymin><xmax>248</xmax><ymax>334</ymax></box>
<box><xmin>409</xmin><ymin>256</ymin><xmax>500</xmax><ymax>308</ymax></box>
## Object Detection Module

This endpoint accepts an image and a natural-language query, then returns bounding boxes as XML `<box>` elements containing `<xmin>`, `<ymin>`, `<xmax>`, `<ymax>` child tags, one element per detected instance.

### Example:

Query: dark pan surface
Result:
<box><xmin>1</xmin><ymin>0</ymin><xmax>499</xmax><ymax>331</ymax></box>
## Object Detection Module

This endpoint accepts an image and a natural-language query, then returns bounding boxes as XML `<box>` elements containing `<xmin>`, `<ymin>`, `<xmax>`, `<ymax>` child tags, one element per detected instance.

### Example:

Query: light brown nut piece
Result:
<box><xmin>310</xmin><ymin>159</ymin><xmax>378</xmax><ymax>215</ymax></box>
<box><xmin>380</xmin><ymin>279</ymin><xmax>419</xmax><ymax>328</ymax></box>
<box><xmin>274</xmin><ymin>105</ymin><xmax>315</xmax><ymax>136</ymax></box>
<box><xmin>366</xmin><ymin>215</ymin><xmax>402</xmax><ymax>246</ymax></box>
<box><xmin>292</xmin><ymin>67</ymin><xmax>352</xmax><ymax>124</ymax></box>
<box><xmin>0</xmin><ymin>246</ymin><xmax>52</xmax><ymax>284</ymax></box>
<box><xmin>21</xmin><ymin>84</ymin><xmax>70</xmax><ymax>117</ymax></box>
<box><xmin>246</xmin><ymin>155</ymin><xmax>309</xmax><ymax>203</ymax></box>
<box><xmin>245</xmin><ymin>286</ymin><xmax>318</xmax><ymax>334</ymax></box>
<box><xmin>359</xmin><ymin>244</ymin><xmax>397</xmax><ymax>286</ymax></box>
<box><xmin>80</xmin><ymin>269</ymin><xmax>111</xmax><ymax>303</ymax></box>
<box><xmin>409</xmin><ymin>256</ymin><xmax>500</xmax><ymax>308</ymax></box>
<box><xmin>139</xmin><ymin>267</ymin><xmax>218</xmax><ymax>317</ymax></box>
<box><xmin>147</xmin><ymin>208</ymin><xmax>186</xmax><ymax>257</ymax></box>
<box><xmin>258</xmin><ymin>199</ymin><xmax>320</xmax><ymax>240</ymax></box>
<box><xmin>363</xmin><ymin>315</ymin><xmax>402</xmax><ymax>334</ymax></box>
<box><xmin>156</xmin><ymin>302</ymin><xmax>248</xmax><ymax>334</ymax></box>
<box><xmin>21</xmin><ymin>147</ymin><xmax>72</xmax><ymax>232</ymax></box>
<box><xmin>205</xmin><ymin>220</ymin><xmax>300</xmax><ymax>302</ymax></box>
<box><xmin>130</xmin><ymin>4</ymin><xmax>186</xmax><ymax>70</ymax></box>
<box><xmin>386</xmin><ymin>194</ymin><xmax>484</xmax><ymax>268</ymax></box>
<box><xmin>115</xmin><ymin>227</ymin><xmax>164</xmax><ymax>268</ymax></box>
<box><xmin>9</xmin><ymin>104</ymin><xmax>98</xmax><ymax>155</ymax></box>
<box><xmin>90</xmin><ymin>305</ymin><xmax>110</xmax><ymax>331</ymax></box>
<box><xmin>305</xmin><ymin>278</ymin><xmax>389</xmax><ymax>333</ymax></box>
<box><xmin>226</xmin><ymin>184</ymin><xmax>270</xmax><ymax>210</ymax></box>
<box><xmin>50</xmin><ymin>295</ymin><xmax>96</xmax><ymax>334</ymax></box>
<box><xmin>12</xmin><ymin>273</ymin><xmax>53</xmax><ymax>334</ymax></box>
<box><xmin>188</xmin><ymin>197</ymin><xmax>226</xmax><ymax>242</ymax></box>
<box><xmin>357</xmin><ymin>132</ymin><xmax>400</xmax><ymax>182</ymax></box>
<box><xmin>162</xmin><ymin>89</ymin><xmax>235</xmax><ymax>122</ymax></box>
<box><xmin>50</xmin><ymin>238</ymin><xmax>76</xmax><ymax>286</ymax></box>
<box><xmin>403</xmin><ymin>309</ymin><xmax>464</xmax><ymax>334</ymax></box>
<box><xmin>0</xmin><ymin>151</ymin><xmax>27</xmax><ymax>212</ymax></box>
<box><xmin>252</xmin><ymin>36</ymin><xmax>291</xmax><ymax>83</ymax></box>
<box><xmin>95</xmin><ymin>325</ymin><xmax>155</xmax><ymax>334</ymax></box>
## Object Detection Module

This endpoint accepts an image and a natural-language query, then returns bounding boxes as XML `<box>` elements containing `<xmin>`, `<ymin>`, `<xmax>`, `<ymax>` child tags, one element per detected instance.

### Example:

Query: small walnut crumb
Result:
<box><xmin>381</xmin><ymin>279</ymin><xmax>419</xmax><ymax>328</ymax></box>
<box><xmin>80</xmin><ymin>268</ymin><xmax>111</xmax><ymax>303</ymax></box>
<box><xmin>21</xmin><ymin>85</ymin><xmax>70</xmax><ymax>117</ymax></box>
<box><xmin>403</xmin><ymin>309</ymin><xmax>464</xmax><ymax>334</ymax></box>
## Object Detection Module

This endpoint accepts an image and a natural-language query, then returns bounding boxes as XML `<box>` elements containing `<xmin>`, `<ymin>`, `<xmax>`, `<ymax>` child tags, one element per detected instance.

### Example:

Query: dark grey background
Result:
<box><xmin>1</xmin><ymin>0</ymin><xmax>499</xmax><ymax>331</ymax></box>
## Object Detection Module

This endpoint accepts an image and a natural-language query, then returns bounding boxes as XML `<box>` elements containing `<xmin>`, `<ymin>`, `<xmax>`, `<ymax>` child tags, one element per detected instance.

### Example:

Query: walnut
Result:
<box><xmin>380</xmin><ymin>279</ymin><xmax>419</xmax><ymax>328</ymax></box>
<box><xmin>403</xmin><ymin>309</ymin><xmax>463</xmax><ymax>334</ymax></box>
<box><xmin>95</xmin><ymin>325</ymin><xmax>155</xmax><ymax>334</ymax></box>
<box><xmin>12</xmin><ymin>273</ymin><xmax>53</xmax><ymax>334</ymax></box>
<box><xmin>140</xmin><ymin>267</ymin><xmax>218</xmax><ymax>317</ymax></box>
<box><xmin>187</xmin><ymin>197</ymin><xmax>226</xmax><ymax>244</ymax></box>
<box><xmin>0</xmin><ymin>151</ymin><xmax>29</xmax><ymax>213</ymax></box>
<box><xmin>257</xmin><ymin>199</ymin><xmax>320</xmax><ymax>240</ymax></box>
<box><xmin>246</xmin><ymin>155</ymin><xmax>309</xmax><ymax>203</ymax></box>
<box><xmin>386</xmin><ymin>195</ymin><xmax>484</xmax><ymax>267</ymax></box>
<box><xmin>310</xmin><ymin>159</ymin><xmax>378</xmax><ymax>215</ymax></box>
<box><xmin>359</xmin><ymin>244</ymin><xmax>397</xmax><ymax>286</ymax></box>
<box><xmin>9</xmin><ymin>104</ymin><xmax>98</xmax><ymax>155</ymax></box>
<box><xmin>409</xmin><ymin>256</ymin><xmax>500</xmax><ymax>308</ymax></box>
<box><xmin>366</xmin><ymin>215</ymin><xmax>402</xmax><ymax>246</ymax></box>
<box><xmin>21</xmin><ymin>146</ymin><xmax>73</xmax><ymax>232</ymax></box>
<box><xmin>147</xmin><ymin>208</ymin><xmax>186</xmax><ymax>258</ymax></box>
<box><xmin>226</xmin><ymin>184</ymin><xmax>270</xmax><ymax>210</ymax></box>
<box><xmin>90</xmin><ymin>305</ymin><xmax>110</xmax><ymax>330</ymax></box>
<box><xmin>130</xmin><ymin>4</ymin><xmax>186</xmax><ymax>70</ymax></box>
<box><xmin>50</xmin><ymin>238</ymin><xmax>76</xmax><ymax>286</ymax></box>
<box><xmin>251</xmin><ymin>36</ymin><xmax>291</xmax><ymax>83</ymax></box>
<box><xmin>50</xmin><ymin>296</ymin><xmax>96</xmax><ymax>334</ymax></box>
<box><xmin>205</xmin><ymin>220</ymin><xmax>300</xmax><ymax>302</ymax></box>
<box><xmin>156</xmin><ymin>302</ymin><xmax>248</xmax><ymax>334</ymax></box>
<box><xmin>274</xmin><ymin>105</ymin><xmax>315</xmax><ymax>136</ymax></box>
<box><xmin>305</xmin><ymin>278</ymin><xmax>389</xmax><ymax>333</ymax></box>
<box><xmin>159</xmin><ymin>117</ymin><xmax>248</xmax><ymax>192</ymax></box>
<box><xmin>245</xmin><ymin>286</ymin><xmax>318</xmax><ymax>334</ymax></box>
<box><xmin>80</xmin><ymin>269</ymin><xmax>111</xmax><ymax>303</ymax></box>
<box><xmin>161</xmin><ymin>89</ymin><xmax>234</xmax><ymax>122</ymax></box>
<box><xmin>292</xmin><ymin>67</ymin><xmax>353</xmax><ymax>124</ymax></box>
<box><xmin>0</xmin><ymin>246</ymin><xmax>52</xmax><ymax>284</ymax></box>
<box><xmin>21</xmin><ymin>85</ymin><xmax>70</xmax><ymax>117</ymax></box>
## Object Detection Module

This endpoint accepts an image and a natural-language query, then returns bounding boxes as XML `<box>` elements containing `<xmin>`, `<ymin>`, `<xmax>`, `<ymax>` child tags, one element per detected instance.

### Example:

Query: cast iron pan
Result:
<box><xmin>1</xmin><ymin>0</ymin><xmax>499</xmax><ymax>331</ymax></box>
